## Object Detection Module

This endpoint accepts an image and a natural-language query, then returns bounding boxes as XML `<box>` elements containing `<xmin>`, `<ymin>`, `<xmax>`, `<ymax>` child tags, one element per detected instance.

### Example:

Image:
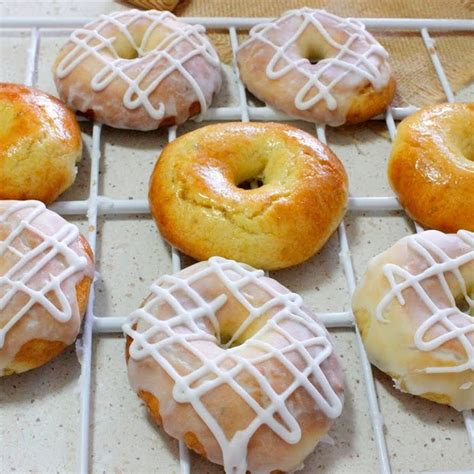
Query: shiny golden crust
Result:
<box><xmin>388</xmin><ymin>102</ymin><xmax>474</xmax><ymax>232</ymax></box>
<box><xmin>352</xmin><ymin>233</ymin><xmax>474</xmax><ymax>411</ymax></box>
<box><xmin>0</xmin><ymin>83</ymin><xmax>82</xmax><ymax>204</ymax></box>
<box><xmin>345</xmin><ymin>77</ymin><xmax>396</xmax><ymax>124</ymax></box>
<box><xmin>2</xmin><ymin>235</ymin><xmax>94</xmax><ymax>375</ymax></box>
<box><xmin>149</xmin><ymin>122</ymin><xmax>348</xmax><ymax>270</ymax></box>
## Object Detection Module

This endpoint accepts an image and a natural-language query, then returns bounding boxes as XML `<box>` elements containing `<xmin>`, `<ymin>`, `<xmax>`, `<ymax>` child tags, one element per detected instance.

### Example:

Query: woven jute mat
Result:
<box><xmin>167</xmin><ymin>0</ymin><xmax>474</xmax><ymax>107</ymax></box>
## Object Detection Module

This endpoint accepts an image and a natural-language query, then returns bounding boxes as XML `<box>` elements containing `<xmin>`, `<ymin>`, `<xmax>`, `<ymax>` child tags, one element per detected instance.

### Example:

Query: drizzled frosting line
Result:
<box><xmin>376</xmin><ymin>231</ymin><xmax>474</xmax><ymax>374</ymax></box>
<box><xmin>56</xmin><ymin>10</ymin><xmax>220</xmax><ymax>121</ymax></box>
<box><xmin>239</xmin><ymin>8</ymin><xmax>390</xmax><ymax>112</ymax></box>
<box><xmin>0</xmin><ymin>201</ymin><xmax>89</xmax><ymax>348</ymax></box>
<box><xmin>124</xmin><ymin>257</ymin><xmax>342</xmax><ymax>474</ymax></box>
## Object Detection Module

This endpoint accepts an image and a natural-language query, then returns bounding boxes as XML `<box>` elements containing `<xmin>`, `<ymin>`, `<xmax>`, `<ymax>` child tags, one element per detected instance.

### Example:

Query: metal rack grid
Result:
<box><xmin>1</xmin><ymin>13</ymin><xmax>473</xmax><ymax>474</ymax></box>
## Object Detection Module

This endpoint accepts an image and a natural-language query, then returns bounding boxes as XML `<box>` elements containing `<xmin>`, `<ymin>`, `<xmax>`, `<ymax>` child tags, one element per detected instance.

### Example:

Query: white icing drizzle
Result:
<box><xmin>124</xmin><ymin>256</ymin><xmax>342</xmax><ymax>474</ymax></box>
<box><xmin>56</xmin><ymin>10</ymin><xmax>220</xmax><ymax>121</ymax></box>
<box><xmin>0</xmin><ymin>201</ymin><xmax>88</xmax><ymax>348</ymax></box>
<box><xmin>375</xmin><ymin>231</ymin><xmax>474</xmax><ymax>374</ymax></box>
<box><xmin>239</xmin><ymin>8</ymin><xmax>389</xmax><ymax>112</ymax></box>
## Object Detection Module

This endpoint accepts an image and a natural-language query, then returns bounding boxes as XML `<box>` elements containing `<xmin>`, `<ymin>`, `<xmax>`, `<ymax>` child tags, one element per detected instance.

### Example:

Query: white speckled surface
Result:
<box><xmin>0</xmin><ymin>1</ymin><xmax>473</xmax><ymax>473</ymax></box>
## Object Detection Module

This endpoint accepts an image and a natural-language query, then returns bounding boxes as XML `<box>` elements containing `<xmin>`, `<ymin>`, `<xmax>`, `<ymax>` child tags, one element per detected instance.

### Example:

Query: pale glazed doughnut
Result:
<box><xmin>149</xmin><ymin>122</ymin><xmax>348</xmax><ymax>270</ymax></box>
<box><xmin>0</xmin><ymin>83</ymin><xmax>82</xmax><ymax>204</ymax></box>
<box><xmin>53</xmin><ymin>10</ymin><xmax>222</xmax><ymax>130</ymax></box>
<box><xmin>352</xmin><ymin>230</ymin><xmax>474</xmax><ymax>411</ymax></box>
<box><xmin>124</xmin><ymin>257</ymin><xmax>344</xmax><ymax>473</ymax></box>
<box><xmin>0</xmin><ymin>200</ymin><xmax>94</xmax><ymax>375</ymax></box>
<box><xmin>237</xmin><ymin>8</ymin><xmax>396</xmax><ymax>126</ymax></box>
<box><xmin>388</xmin><ymin>102</ymin><xmax>474</xmax><ymax>232</ymax></box>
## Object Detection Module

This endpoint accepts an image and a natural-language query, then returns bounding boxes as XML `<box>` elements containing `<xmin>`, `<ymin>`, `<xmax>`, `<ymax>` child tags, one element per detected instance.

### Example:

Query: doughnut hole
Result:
<box><xmin>297</xmin><ymin>26</ymin><xmax>333</xmax><ymax>65</ymax></box>
<box><xmin>457</xmin><ymin>125</ymin><xmax>474</xmax><ymax>163</ymax></box>
<box><xmin>150</xmin><ymin>122</ymin><xmax>348</xmax><ymax>269</ymax></box>
<box><xmin>106</xmin><ymin>19</ymin><xmax>172</xmax><ymax>59</ymax></box>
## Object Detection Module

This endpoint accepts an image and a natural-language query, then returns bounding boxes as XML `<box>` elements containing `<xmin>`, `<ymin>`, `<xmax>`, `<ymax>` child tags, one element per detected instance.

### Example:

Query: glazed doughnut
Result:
<box><xmin>237</xmin><ymin>8</ymin><xmax>395</xmax><ymax>126</ymax></box>
<box><xmin>0</xmin><ymin>83</ymin><xmax>82</xmax><ymax>204</ymax></box>
<box><xmin>352</xmin><ymin>230</ymin><xmax>474</xmax><ymax>411</ymax></box>
<box><xmin>53</xmin><ymin>10</ymin><xmax>222</xmax><ymax>130</ymax></box>
<box><xmin>124</xmin><ymin>257</ymin><xmax>344</xmax><ymax>473</ymax></box>
<box><xmin>0</xmin><ymin>200</ymin><xmax>94</xmax><ymax>375</ymax></box>
<box><xmin>149</xmin><ymin>122</ymin><xmax>348</xmax><ymax>270</ymax></box>
<box><xmin>388</xmin><ymin>102</ymin><xmax>474</xmax><ymax>232</ymax></box>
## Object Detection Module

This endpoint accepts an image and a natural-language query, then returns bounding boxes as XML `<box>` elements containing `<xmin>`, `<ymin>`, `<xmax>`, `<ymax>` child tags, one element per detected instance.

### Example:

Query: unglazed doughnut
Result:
<box><xmin>149</xmin><ymin>122</ymin><xmax>348</xmax><ymax>270</ymax></box>
<box><xmin>352</xmin><ymin>230</ymin><xmax>474</xmax><ymax>411</ymax></box>
<box><xmin>124</xmin><ymin>257</ymin><xmax>344</xmax><ymax>473</ymax></box>
<box><xmin>237</xmin><ymin>8</ymin><xmax>395</xmax><ymax>126</ymax></box>
<box><xmin>388</xmin><ymin>102</ymin><xmax>474</xmax><ymax>232</ymax></box>
<box><xmin>0</xmin><ymin>200</ymin><xmax>94</xmax><ymax>375</ymax></box>
<box><xmin>0</xmin><ymin>83</ymin><xmax>82</xmax><ymax>204</ymax></box>
<box><xmin>53</xmin><ymin>10</ymin><xmax>222</xmax><ymax>130</ymax></box>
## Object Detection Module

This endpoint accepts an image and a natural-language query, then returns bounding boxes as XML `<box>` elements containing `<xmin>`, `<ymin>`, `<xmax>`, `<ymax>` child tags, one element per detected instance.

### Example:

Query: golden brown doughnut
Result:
<box><xmin>0</xmin><ymin>200</ymin><xmax>95</xmax><ymax>375</ymax></box>
<box><xmin>0</xmin><ymin>83</ymin><xmax>82</xmax><ymax>204</ymax></box>
<box><xmin>237</xmin><ymin>8</ymin><xmax>396</xmax><ymax>126</ymax></box>
<box><xmin>149</xmin><ymin>122</ymin><xmax>348</xmax><ymax>270</ymax></box>
<box><xmin>388</xmin><ymin>102</ymin><xmax>474</xmax><ymax>232</ymax></box>
<box><xmin>124</xmin><ymin>257</ymin><xmax>344</xmax><ymax>473</ymax></box>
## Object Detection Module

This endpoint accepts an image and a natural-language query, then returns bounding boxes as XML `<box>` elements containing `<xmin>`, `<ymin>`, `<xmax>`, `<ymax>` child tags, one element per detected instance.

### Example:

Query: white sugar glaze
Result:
<box><xmin>376</xmin><ymin>230</ymin><xmax>474</xmax><ymax>374</ymax></box>
<box><xmin>55</xmin><ymin>10</ymin><xmax>221</xmax><ymax>123</ymax></box>
<box><xmin>239</xmin><ymin>8</ymin><xmax>391</xmax><ymax>123</ymax></box>
<box><xmin>0</xmin><ymin>201</ymin><xmax>92</xmax><ymax>367</ymax></box>
<box><xmin>124</xmin><ymin>257</ymin><xmax>343</xmax><ymax>474</ymax></box>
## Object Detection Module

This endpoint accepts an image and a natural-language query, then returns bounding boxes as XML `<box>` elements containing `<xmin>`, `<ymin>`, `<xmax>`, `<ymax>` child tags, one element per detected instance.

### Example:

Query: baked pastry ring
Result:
<box><xmin>352</xmin><ymin>230</ymin><xmax>474</xmax><ymax>411</ymax></box>
<box><xmin>388</xmin><ymin>102</ymin><xmax>474</xmax><ymax>232</ymax></box>
<box><xmin>0</xmin><ymin>83</ymin><xmax>82</xmax><ymax>204</ymax></box>
<box><xmin>237</xmin><ymin>8</ymin><xmax>396</xmax><ymax>126</ymax></box>
<box><xmin>124</xmin><ymin>257</ymin><xmax>344</xmax><ymax>473</ymax></box>
<box><xmin>0</xmin><ymin>200</ymin><xmax>94</xmax><ymax>375</ymax></box>
<box><xmin>53</xmin><ymin>10</ymin><xmax>222</xmax><ymax>130</ymax></box>
<box><xmin>149</xmin><ymin>122</ymin><xmax>348</xmax><ymax>270</ymax></box>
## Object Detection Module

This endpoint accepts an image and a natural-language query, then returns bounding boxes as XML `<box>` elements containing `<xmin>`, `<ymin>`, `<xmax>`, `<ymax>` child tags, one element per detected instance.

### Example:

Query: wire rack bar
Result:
<box><xmin>48</xmin><ymin>195</ymin><xmax>403</xmax><ymax>217</ymax></box>
<box><xmin>316</xmin><ymin>124</ymin><xmax>392</xmax><ymax>474</ymax></box>
<box><xmin>1</xmin><ymin>16</ymin><xmax>473</xmax><ymax>30</ymax></box>
<box><xmin>421</xmin><ymin>28</ymin><xmax>456</xmax><ymax>102</ymax></box>
<box><xmin>420</xmin><ymin>29</ymin><xmax>474</xmax><ymax>450</ymax></box>
<box><xmin>92</xmin><ymin>310</ymin><xmax>354</xmax><ymax>333</ymax></box>
<box><xmin>24</xmin><ymin>27</ymin><xmax>39</xmax><ymax>87</ymax></box>
<box><xmin>79</xmin><ymin>122</ymin><xmax>102</xmax><ymax>474</ymax></box>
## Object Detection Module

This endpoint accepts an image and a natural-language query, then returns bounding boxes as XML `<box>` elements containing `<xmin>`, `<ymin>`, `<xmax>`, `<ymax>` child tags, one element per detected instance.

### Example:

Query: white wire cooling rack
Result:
<box><xmin>0</xmin><ymin>13</ymin><xmax>473</xmax><ymax>474</ymax></box>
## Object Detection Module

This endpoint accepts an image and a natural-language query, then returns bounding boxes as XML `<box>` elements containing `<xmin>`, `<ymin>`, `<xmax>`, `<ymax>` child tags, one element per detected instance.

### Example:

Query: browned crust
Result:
<box><xmin>388</xmin><ymin>102</ymin><xmax>474</xmax><ymax>232</ymax></box>
<box><xmin>148</xmin><ymin>121</ymin><xmax>349</xmax><ymax>270</ymax></box>
<box><xmin>138</xmin><ymin>390</ymin><xmax>163</xmax><ymax>425</ymax></box>
<box><xmin>0</xmin><ymin>82</ymin><xmax>82</xmax><ymax>204</ymax></box>
<box><xmin>2</xmin><ymin>234</ymin><xmax>94</xmax><ymax>375</ymax></box>
<box><xmin>345</xmin><ymin>76</ymin><xmax>396</xmax><ymax>124</ymax></box>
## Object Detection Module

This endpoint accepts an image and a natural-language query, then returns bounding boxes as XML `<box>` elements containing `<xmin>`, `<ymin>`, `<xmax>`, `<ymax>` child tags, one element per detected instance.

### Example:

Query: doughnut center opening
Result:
<box><xmin>461</xmin><ymin>141</ymin><xmax>474</xmax><ymax>162</ymax></box>
<box><xmin>305</xmin><ymin>47</ymin><xmax>324</xmax><ymax>65</ymax></box>
<box><xmin>237</xmin><ymin>178</ymin><xmax>265</xmax><ymax>190</ymax></box>
<box><xmin>299</xmin><ymin>32</ymin><xmax>327</xmax><ymax>65</ymax></box>
<box><xmin>456</xmin><ymin>294</ymin><xmax>474</xmax><ymax>317</ymax></box>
